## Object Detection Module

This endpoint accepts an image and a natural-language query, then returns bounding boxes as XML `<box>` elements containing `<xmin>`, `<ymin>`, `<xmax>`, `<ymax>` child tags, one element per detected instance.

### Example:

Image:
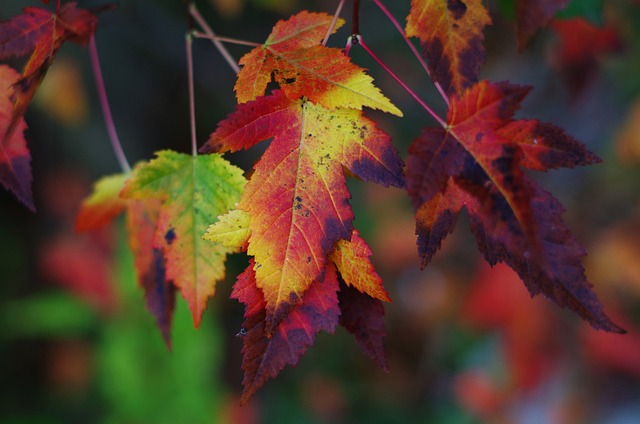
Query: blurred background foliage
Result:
<box><xmin>2</xmin><ymin>0</ymin><xmax>640</xmax><ymax>423</ymax></box>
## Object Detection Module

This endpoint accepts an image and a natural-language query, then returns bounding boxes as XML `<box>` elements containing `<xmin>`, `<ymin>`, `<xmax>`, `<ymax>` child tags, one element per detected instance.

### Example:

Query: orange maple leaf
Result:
<box><xmin>204</xmin><ymin>91</ymin><xmax>403</xmax><ymax>335</ymax></box>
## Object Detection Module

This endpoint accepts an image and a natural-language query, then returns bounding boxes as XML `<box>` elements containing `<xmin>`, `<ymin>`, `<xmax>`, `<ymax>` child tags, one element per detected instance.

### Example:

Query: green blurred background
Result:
<box><xmin>2</xmin><ymin>0</ymin><xmax>640</xmax><ymax>423</ymax></box>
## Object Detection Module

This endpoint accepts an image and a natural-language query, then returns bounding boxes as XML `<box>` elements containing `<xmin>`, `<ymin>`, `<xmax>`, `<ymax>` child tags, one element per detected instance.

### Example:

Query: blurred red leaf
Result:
<box><xmin>462</xmin><ymin>263</ymin><xmax>562</xmax><ymax>390</ymax></box>
<box><xmin>39</xmin><ymin>231</ymin><xmax>117</xmax><ymax>313</ymax></box>
<box><xmin>582</xmin><ymin>309</ymin><xmax>640</xmax><ymax>379</ymax></box>
<box><xmin>550</xmin><ymin>18</ymin><xmax>622</xmax><ymax>94</ymax></box>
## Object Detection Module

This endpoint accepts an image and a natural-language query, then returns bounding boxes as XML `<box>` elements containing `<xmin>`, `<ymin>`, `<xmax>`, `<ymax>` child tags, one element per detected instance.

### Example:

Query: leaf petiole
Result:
<box><xmin>372</xmin><ymin>0</ymin><xmax>450</xmax><ymax>106</ymax></box>
<box><xmin>188</xmin><ymin>3</ymin><xmax>240</xmax><ymax>74</ymax></box>
<box><xmin>356</xmin><ymin>37</ymin><xmax>446</xmax><ymax>127</ymax></box>
<box><xmin>88</xmin><ymin>36</ymin><xmax>131</xmax><ymax>174</ymax></box>
<box><xmin>186</xmin><ymin>34</ymin><xmax>198</xmax><ymax>157</ymax></box>
<box><xmin>191</xmin><ymin>32</ymin><xmax>260</xmax><ymax>47</ymax></box>
<box><xmin>323</xmin><ymin>0</ymin><xmax>346</xmax><ymax>46</ymax></box>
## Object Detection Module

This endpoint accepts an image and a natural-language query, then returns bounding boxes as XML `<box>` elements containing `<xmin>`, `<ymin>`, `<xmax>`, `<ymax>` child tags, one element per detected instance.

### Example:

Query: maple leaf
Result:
<box><xmin>0</xmin><ymin>65</ymin><xmax>32</xmax><ymax>210</ymax></box>
<box><xmin>516</xmin><ymin>0</ymin><xmax>569</xmax><ymax>50</ymax></box>
<box><xmin>0</xmin><ymin>2</ymin><xmax>97</xmax><ymax>142</ymax></box>
<box><xmin>406</xmin><ymin>80</ymin><xmax>623</xmax><ymax>333</ymax></box>
<box><xmin>126</xmin><ymin>199</ymin><xmax>177</xmax><ymax>346</ymax></box>
<box><xmin>235</xmin><ymin>11</ymin><xmax>401</xmax><ymax>116</ymax></box>
<box><xmin>121</xmin><ymin>150</ymin><xmax>245</xmax><ymax>326</ymax></box>
<box><xmin>338</xmin><ymin>281</ymin><xmax>388</xmax><ymax>371</ymax></box>
<box><xmin>203</xmin><ymin>91</ymin><xmax>404</xmax><ymax>335</ymax></box>
<box><xmin>75</xmin><ymin>172</ymin><xmax>177</xmax><ymax>344</ymax></box>
<box><xmin>405</xmin><ymin>0</ymin><xmax>491</xmax><ymax>97</ymax></box>
<box><xmin>207</xmin><ymin>213</ymin><xmax>391</xmax><ymax>370</ymax></box>
<box><xmin>232</xmin><ymin>259</ymin><xmax>340</xmax><ymax>405</ymax></box>
<box><xmin>330</xmin><ymin>231</ymin><xmax>391</xmax><ymax>302</ymax></box>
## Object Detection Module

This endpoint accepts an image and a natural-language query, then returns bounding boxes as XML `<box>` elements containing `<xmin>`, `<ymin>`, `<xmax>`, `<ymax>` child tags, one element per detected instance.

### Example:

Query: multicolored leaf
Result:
<box><xmin>406</xmin><ymin>80</ymin><xmax>622</xmax><ymax>333</ymax></box>
<box><xmin>235</xmin><ymin>12</ymin><xmax>401</xmax><ymax>115</ymax></box>
<box><xmin>121</xmin><ymin>150</ymin><xmax>246</xmax><ymax>326</ymax></box>
<box><xmin>330</xmin><ymin>230</ymin><xmax>391</xmax><ymax>302</ymax></box>
<box><xmin>75</xmin><ymin>172</ymin><xmax>176</xmax><ymax>345</ymax></box>
<box><xmin>0</xmin><ymin>65</ymin><xmax>32</xmax><ymax>210</ymax></box>
<box><xmin>203</xmin><ymin>91</ymin><xmax>404</xmax><ymax>335</ymax></box>
<box><xmin>405</xmin><ymin>0</ymin><xmax>491</xmax><ymax>97</ymax></box>
<box><xmin>126</xmin><ymin>198</ymin><xmax>177</xmax><ymax>347</ymax></box>
<box><xmin>233</xmin><ymin>259</ymin><xmax>340</xmax><ymax>404</ymax></box>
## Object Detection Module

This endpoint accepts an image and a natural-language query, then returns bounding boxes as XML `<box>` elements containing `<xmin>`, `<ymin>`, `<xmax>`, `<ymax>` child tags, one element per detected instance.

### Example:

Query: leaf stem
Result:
<box><xmin>323</xmin><ymin>0</ymin><xmax>346</xmax><ymax>46</ymax></box>
<box><xmin>352</xmin><ymin>0</ymin><xmax>360</xmax><ymax>36</ymax></box>
<box><xmin>357</xmin><ymin>37</ymin><xmax>446</xmax><ymax>127</ymax></box>
<box><xmin>192</xmin><ymin>32</ymin><xmax>260</xmax><ymax>47</ymax></box>
<box><xmin>186</xmin><ymin>34</ymin><xmax>198</xmax><ymax>157</ymax></box>
<box><xmin>372</xmin><ymin>0</ymin><xmax>450</xmax><ymax>106</ymax></box>
<box><xmin>188</xmin><ymin>3</ymin><xmax>240</xmax><ymax>74</ymax></box>
<box><xmin>88</xmin><ymin>36</ymin><xmax>131</xmax><ymax>174</ymax></box>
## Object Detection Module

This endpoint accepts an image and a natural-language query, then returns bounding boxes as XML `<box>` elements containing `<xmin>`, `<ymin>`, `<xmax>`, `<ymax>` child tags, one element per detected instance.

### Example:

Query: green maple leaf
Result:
<box><xmin>122</xmin><ymin>150</ymin><xmax>245</xmax><ymax>326</ymax></box>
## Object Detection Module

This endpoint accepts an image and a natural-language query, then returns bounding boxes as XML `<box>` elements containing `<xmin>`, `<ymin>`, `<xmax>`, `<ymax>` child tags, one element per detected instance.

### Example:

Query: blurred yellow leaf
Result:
<box><xmin>35</xmin><ymin>59</ymin><xmax>88</xmax><ymax>126</ymax></box>
<box><xmin>615</xmin><ymin>98</ymin><xmax>640</xmax><ymax>165</ymax></box>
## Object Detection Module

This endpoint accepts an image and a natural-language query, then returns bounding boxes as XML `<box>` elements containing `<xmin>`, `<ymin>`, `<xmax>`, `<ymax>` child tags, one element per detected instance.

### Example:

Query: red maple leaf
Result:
<box><xmin>232</xmin><ymin>259</ymin><xmax>340</xmax><ymax>404</ymax></box>
<box><xmin>406</xmin><ymin>80</ymin><xmax>622</xmax><ymax>333</ymax></box>
<box><xmin>0</xmin><ymin>2</ymin><xmax>97</xmax><ymax>144</ymax></box>
<box><xmin>0</xmin><ymin>65</ymin><xmax>32</xmax><ymax>210</ymax></box>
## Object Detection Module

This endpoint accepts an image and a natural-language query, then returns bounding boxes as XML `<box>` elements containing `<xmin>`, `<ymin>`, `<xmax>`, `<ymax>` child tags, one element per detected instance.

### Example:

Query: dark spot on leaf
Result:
<box><xmin>165</xmin><ymin>228</ymin><xmax>176</xmax><ymax>245</ymax></box>
<box><xmin>475</xmin><ymin>132</ymin><xmax>484</xmax><ymax>142</ymax></box>
<box><xmin>447</xmin><ymin>0</ymin><xmax>467</xmax><ymax>20</ymax></box>
<box><xmin>282</xmin><ymin>77</ymin><xmax>296</xmax><ymax>85</ymax></box>
<box><xmin>456</xmin><ymin>35</ymin><xmax>485</xmax><ymax>94</ymax></box>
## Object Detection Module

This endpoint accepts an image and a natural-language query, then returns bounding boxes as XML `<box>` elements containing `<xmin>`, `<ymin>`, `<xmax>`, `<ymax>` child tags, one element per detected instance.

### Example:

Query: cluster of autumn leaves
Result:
<box><xmin>0</xmin><ymin>0</ymin><xmax>625</xmax><ymax>402</ymax></box>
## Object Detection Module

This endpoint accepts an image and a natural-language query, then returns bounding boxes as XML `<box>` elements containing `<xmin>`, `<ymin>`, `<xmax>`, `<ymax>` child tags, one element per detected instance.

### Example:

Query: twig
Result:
<box><xmin>372</xmin><ymin>0</ymin><xmax>450</xmax><ymax>106</ymax></box>
<box><xmin>88</xmin><ymin>36</ymin><xmax>131</xmax><ymax>174</ymax></box>
<box><xmin>357</xmin><ymin>37</ymin><xmax>446</xmax><ymax>128</ymax></box>
<box><xmin>323</xmin><ymin>0</ymin><xmax>346</xmax><ymax>46</ymax></box>
<box><xmin>186</xmin><ymin>34</ymin><xmax>198</xmax><ymax>157</ymax></box>
<box><xmin>188</xmin><ymin>3</ymin><xmax>240</xmax><ymax>74</ymax></box>
<box><xmin>192</xmin><ymin>32</ymin><xmax>260</xmax><ymax>47</ymax></box>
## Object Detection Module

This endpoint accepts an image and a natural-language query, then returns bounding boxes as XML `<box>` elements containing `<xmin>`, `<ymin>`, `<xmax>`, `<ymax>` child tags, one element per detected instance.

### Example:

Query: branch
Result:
<box><xmin>188</xmin><ymin>3</ymin><xmax>240</xmax><ymax>74</ymax></box>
